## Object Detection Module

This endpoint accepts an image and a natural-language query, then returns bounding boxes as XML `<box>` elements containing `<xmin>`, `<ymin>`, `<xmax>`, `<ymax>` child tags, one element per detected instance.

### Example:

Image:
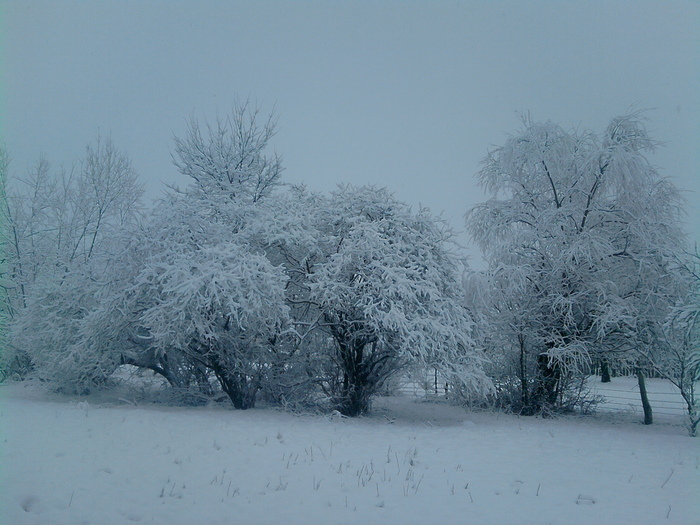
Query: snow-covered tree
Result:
<box><xmin>466</xmin><ymin>113</ymin><xmax>687</xmax><ymax>415</ymax></box>
<box><xmin>73</xmin><ymin>214</ymin><xmax>202</xmax><ymax>394</ymax></box>
<box><xmin>0</xmin><ymin>146</ymin><xmax>18</xmax><ymax>379</ymax></box>
<box><xmin>98</xmin><ymin>103</ymin><xmax>292</xmax><ymax>408</ymax></box>
<box><xmin>242</xmin><ymin>186</ymin><xmax>334</xmax><ymax>408</ymax></box>
<box><xmin>1</xmin><ymin>137</ymin><xmax>143</xmax><ymax>384</ymax></box>
<box><xmin>8</xmin><ymin>264</ymin><xmax>117</xmax><ymax>391</ymax></box>
<box><xmin>464</xmin><ymin>267</ymin><xmax>550</xmax><ymax>412</ymax></box>
<box><xmin>1</xmin><ymin>136</ymin><xmax>141</xmax><ymax>291</ymax></box>
<box><xmin>1</xmin><ymin>156</ymin><xmax>62</xmax><ymax>311</ymax></box>
<box><xmin>131</xmin><ymin>197</ymin><xmax>291</xmax><ymax>409</ymax></box>
<box><xmin>656</xmin><ymin>250</ymin><xmax>700</xmax><ymax>435</ymax></box>
<box><xmin>306</xmin><ymin>185</ymin><xmax>490</xmax><ymax>416</ymax></box>
<box><xmin>68</xmin><ymin>135</ymin><xmax>143</xmax><ymax>263</ymax></box>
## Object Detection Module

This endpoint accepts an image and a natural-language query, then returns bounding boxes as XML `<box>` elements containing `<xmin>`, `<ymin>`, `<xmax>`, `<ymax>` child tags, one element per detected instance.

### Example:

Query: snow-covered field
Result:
<box><xmin>1</xmin><ymin>379</ymin><xmax>698</xmax><ymax>525</ymax></box>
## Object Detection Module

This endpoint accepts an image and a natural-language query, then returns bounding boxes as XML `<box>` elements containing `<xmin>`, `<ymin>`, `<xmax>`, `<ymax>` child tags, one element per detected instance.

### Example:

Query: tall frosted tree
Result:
<box><xmin>466</xmin><ymin>113</ymin><xmax>687</xmax><ymax>415</ymax></box>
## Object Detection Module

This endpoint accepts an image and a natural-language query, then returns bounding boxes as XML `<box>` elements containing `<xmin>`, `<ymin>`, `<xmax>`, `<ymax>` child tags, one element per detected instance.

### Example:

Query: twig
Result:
<box><xmin>414</xmin><ymin>474</ymin><xmax>424</xmax><ymax>494</ymax></box>
<box><xmin>661</xmin><ymin>468</ymin><xmax>674</xmax><ymax>489</ymax></box>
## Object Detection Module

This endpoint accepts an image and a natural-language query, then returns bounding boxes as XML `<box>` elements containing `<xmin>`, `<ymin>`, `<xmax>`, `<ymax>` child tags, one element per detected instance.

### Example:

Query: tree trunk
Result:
<box><xmin>689</xmin><ymin>411</ymin><xmax>699</xmax><ymax>438</ymax></box>
<box><xmin>678</xmin><ymin>388</ymin><xmax>698</xmax><ymax>437</ymax></box>
<box><xmin>191</xmin><ymin>363</ymin><xmax>215</xmax><ymax>397</ymax></box>
<box><xmin>600</xmin><ymin>359</ymin><xmax>611</xmax><ymax>383</ymax></box>
<box><xmin>636</xmin><ymin>369</ymin><xmax>653</xmax><ymax>425</ymax></box>
<box><xmin>210</xmin><ymin>359</ymin><xmax>257</xmax><ymax>410</ymax></box>
<box><xmin>337</xmin><ymin>376</ymin><xmax>372</xmax><ymax>417</ymax></box>
<box><xmin>530</xmin><ymin>353</ymin><xmax>560</xmax><ymax>415</ymax></box>
<box><xmin>335</xmin><ymin>339</ymin><xmax>372</xmax><ymax>417</ymax></box>
<box><xmin>518</xmin><ymin>334</ymin><xmax>531</xmax><ymax>412</ymax></box>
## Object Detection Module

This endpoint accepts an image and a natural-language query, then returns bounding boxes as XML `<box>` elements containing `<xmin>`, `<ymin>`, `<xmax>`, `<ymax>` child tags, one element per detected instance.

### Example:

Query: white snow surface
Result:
<box><xmin>1</xmin><ymin>379</ymin><xmax>698</xmax><ymax>525</ymax></box>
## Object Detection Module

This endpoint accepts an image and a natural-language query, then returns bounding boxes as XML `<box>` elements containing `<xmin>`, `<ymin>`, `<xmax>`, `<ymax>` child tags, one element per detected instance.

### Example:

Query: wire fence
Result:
<box><xmin>392</xmin><ymin>370</ymin><xmax>692</xmax><ymax>420</ymax></box>
<box><xmin>587</xmin><ymin>381</ymin><xmax>690</xmax><ymax>418</ymax></box>
<box><xmin>393</xmin><ymin>370</ymin><xmax>450</xmax><ymax>398</ymax></box>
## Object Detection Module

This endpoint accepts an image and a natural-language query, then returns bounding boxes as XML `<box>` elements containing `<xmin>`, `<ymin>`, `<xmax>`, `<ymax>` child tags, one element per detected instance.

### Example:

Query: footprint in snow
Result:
<box><xmin>576</xmin><ymin>494</ymin><xmax>597</xmax><ymax>505</ymax></box>
<box><xmin>20</xmin><ymin>495</ymin><xmax>39</xmax><ymax>513</ymax></box>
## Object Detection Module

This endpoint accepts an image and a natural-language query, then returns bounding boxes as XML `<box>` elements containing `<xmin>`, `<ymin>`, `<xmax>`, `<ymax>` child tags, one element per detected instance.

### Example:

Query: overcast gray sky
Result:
<box><xmin>2</xmin><ymin>1</ymin><xmax>699</xmax><ymax>262</ymax></box>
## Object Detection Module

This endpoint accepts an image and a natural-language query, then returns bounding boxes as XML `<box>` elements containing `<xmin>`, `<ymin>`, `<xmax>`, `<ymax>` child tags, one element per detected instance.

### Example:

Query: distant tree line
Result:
<box><xmin>1</xmin><ymin>103</ymin><xmax>697</xmax><ymax>434</ymax></box>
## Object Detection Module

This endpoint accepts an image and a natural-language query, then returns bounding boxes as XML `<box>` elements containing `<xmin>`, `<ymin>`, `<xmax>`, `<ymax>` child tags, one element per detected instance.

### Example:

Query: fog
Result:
<box><xmin>3</xmin><ymin>1</ymin><xmax>699</xmax><ymax>260</ymax></box>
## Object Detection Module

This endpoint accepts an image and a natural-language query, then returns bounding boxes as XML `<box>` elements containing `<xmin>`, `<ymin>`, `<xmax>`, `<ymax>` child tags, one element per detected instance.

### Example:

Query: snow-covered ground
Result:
<box><xmin>1</xmin><ymin>379</ymin><xmax>698</xmax><ymax>525</ymax></box>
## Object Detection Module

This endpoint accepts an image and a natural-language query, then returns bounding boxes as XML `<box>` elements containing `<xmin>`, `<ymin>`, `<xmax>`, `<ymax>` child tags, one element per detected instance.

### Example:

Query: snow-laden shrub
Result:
<box><xmin>136</xmin><ymin>239</ymin><xmax>291</xmax><ymax>409</ymax></box>
<box><xmin>306</xmin><ymin>185</ymin><xmax>491</xmax><ymax>416</ymax></box>
<box><xmin>10</xmin><ymin>269</ymin><xmax>120</xmax><ymax>393</ymax></box>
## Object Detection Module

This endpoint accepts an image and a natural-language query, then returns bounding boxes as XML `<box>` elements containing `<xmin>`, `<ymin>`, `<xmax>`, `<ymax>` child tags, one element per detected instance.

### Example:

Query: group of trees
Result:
<box><xmin>1</xmin><ymin>105</ymin><xmax>697</xmax><ymax>432</ymax></box>
<box><xmin>0</xmin><ymin>103</ymin><xmax>489</xmax><ymax>416</ymax></box>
